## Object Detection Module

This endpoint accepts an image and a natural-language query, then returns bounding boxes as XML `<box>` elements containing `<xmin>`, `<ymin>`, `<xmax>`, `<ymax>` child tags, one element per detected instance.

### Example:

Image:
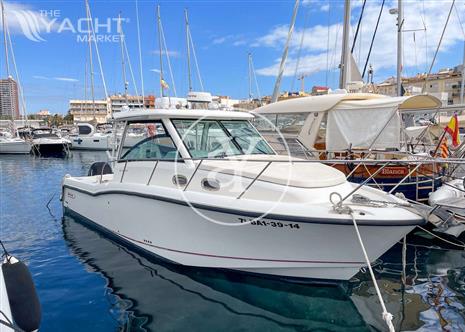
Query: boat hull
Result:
<box><xmin>32</xmin><ymin>142</ymin><xmax>69</xmax><ymax>157</ymax></box>
<box><xmin>62</xmin><ymin>186</ymin><xmax>416</xmax><ymax>281</ymax></box>
<box><xmin>69</xmin><ymin>136</ymin><xmax>110</xmax><ymax>151</ymax></box>
<box><xmin>0</xmin><ymin>140</ymin><xmax>31</xmax><ymax>154</ymax></box>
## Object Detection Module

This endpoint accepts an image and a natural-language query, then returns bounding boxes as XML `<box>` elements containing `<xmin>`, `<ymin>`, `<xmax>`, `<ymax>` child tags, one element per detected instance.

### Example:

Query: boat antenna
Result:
<box><xmin>339</xmin><ymin>0</ymin><xmax>350</xmax><ymax>89</ymax></box>
<box><xmin>422</xmin><ymin>0</ymin><xmax>455</xmax><ymax>93</ymax></box>
<box><xmin>135</xmin><ymin>0</ymin><xmax>145</xmax><ymax>105</ymax></box>
<box><xmin>118</xmin><ymin>12</ymin><xmax>129</xmax><ymax>105</ymax></box>
<box><xmin>271</xmin><ymin>0</ymin><xmax>299</xmax><ymax>103</ymax></box>
<box><xmin>85</xmin><ymin>0</ymin><xmax>96</xmax><ymax>122</ymax></box>
<box><xmin>159</xmin><ymin>14</ymin><xmax>177</xmax><ymax>97</ymax></box>
<box><xmin>185</xmin><ymin>9</ymin><xmax>192</xmax><ymax>92</ymax></box>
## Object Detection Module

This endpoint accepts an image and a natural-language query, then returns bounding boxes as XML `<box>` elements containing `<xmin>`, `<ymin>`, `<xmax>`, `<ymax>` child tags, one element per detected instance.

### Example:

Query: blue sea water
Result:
<box><xmin>1</xmin><ymin>152</ymin><xmax>465</xmax><ymax>331</ymax></box>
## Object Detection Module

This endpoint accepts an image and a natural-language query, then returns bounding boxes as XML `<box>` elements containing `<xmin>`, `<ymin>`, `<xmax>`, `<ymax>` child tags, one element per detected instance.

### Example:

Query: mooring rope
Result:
<box><xmin>349</xmin><ymin>210</ymin><xmax>395</xmax><ymax>332</ymax></box>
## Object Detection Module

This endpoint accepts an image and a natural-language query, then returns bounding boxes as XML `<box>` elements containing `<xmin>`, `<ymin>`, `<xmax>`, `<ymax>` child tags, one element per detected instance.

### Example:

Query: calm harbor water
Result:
<box><xmin>1</xmin><ymin>152</ymin><xmax>465</xmax><ymax>331</ymax></box>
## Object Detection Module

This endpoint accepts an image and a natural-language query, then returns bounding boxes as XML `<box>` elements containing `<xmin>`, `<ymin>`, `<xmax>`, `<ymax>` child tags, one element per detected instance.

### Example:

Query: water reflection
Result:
<box><xmin>62</xmin><ymin>209</ymin><xmax>465</xmax><ymax>331</ymax></box>
<box><xmin>62</xmin><ymin>216</ymin><xmax>371</xmax><ymax>331</ymax></box>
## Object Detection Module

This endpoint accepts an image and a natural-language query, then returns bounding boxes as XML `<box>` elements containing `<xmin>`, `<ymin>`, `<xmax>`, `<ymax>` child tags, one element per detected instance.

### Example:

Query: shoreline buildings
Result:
<box><xmin>0</xmin><ymin>77</ymin><xmax>20</xmax><ymax>119</ymax></box>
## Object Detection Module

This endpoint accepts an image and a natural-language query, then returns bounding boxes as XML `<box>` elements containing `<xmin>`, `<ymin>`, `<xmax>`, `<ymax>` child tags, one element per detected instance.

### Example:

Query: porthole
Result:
<box><xmin>201</xmin><ymin>178</ymin><xmax>221</xmax><ymax>191</ymax></box>
<box><xmin>172</xmin><ymin>175</ymin><xmax>188</xmax><ymax>187</ymax></box>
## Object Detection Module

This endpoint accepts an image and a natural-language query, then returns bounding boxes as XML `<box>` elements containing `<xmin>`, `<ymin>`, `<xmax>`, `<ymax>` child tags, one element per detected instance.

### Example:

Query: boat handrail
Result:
<box><xmin>115</xmin><ymin>157</ymin><xmax>465</xmax><ymax>165</ymax></box>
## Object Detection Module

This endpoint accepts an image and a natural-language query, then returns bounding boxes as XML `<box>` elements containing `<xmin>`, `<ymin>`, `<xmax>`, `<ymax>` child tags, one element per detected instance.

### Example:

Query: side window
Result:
<box><xmin>121</xmin><ymin>122</ymin><xmax>178</xmax><ymax>160</ymax></box>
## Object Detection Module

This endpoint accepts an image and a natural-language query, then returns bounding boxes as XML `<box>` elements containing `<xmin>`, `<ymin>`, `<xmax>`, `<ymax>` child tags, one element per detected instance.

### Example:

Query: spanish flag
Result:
<box><xmin>445</xmin><ymin>113</ymin><xmax>461</xmax><ymax>147</ymax></box>
<box><xmin>439</xmin><ymin>137</ymin><xmax>449</xmax><ymax>158</ymax></box>
<box><xmin>161</xmin><ymin>79</ymin><xmax>169</xmax><ymax>90</ymax></box>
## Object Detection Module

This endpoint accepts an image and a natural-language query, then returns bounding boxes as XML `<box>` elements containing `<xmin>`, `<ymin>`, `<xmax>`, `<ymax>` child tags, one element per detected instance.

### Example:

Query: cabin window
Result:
<box><xmin>253</xmin><ymin>113</ymin><xmax>307</xmax><ymax>134</ymax></box>
<box><xmin>173</xmin><ymin>119</ymin><xmax>242</xmax><ymax>158</ymax></box>
<box><xmin>172</xmin><ymin>119</ymin><xmax>274</xmax><ymax>158</ymax></box>
<box><xmin>221</xmin><ymin>121</ymin><xmax>274</xmax><ymax>155</ymax></box>
<box><xmin>121</xmin><ymin>121</ymin><xmax>178</xmax><ymax>160</ymax></box>
<box><xmin>276</xmin><ymin>113</ymin><xmax>307</xmax><ymax>133</ymax></box>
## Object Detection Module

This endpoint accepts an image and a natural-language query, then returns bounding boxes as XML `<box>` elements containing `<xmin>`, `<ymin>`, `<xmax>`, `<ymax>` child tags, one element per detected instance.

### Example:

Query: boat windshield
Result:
<box><xmin>172</xmin><ymin>119</ymin><xmax>275</xmax><ymax>158</ymax></box>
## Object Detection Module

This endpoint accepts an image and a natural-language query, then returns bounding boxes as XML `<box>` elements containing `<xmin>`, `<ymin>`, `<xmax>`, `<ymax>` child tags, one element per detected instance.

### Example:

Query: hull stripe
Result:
<box><xmin>63</xmin><ymin>184</ymin><xmax>425</xmax><ymax>227</ymax></box>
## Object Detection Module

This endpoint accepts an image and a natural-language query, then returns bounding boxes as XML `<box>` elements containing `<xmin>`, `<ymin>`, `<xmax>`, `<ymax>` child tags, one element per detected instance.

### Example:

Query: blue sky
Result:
<box><xmin>1</xmin><ymin>0</ymin><xmax>465</xmax><ymax>114</ymax></box>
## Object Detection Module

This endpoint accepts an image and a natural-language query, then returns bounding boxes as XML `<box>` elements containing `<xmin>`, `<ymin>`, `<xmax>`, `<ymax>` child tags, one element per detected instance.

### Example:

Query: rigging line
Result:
<box><xmin>422</xmin><ymin>0</ymin><xmax>455</xmax><ymax>93</ymax></box>
<box><xmin>250</xmin><ymin>54</ymin><xmax>262</xmax><ymax>100</ymax></box>
<box><xmin>159</xmin><ymin>19</ymin><xmax>177</xmax><ymax>97</ymax></box>
<box><xmin>188</xmin><ymin>28</ymin><xmax>204</xmax><ymax>91</ymax></box>
<box><xmin>291</xmin><ymin>7</ymin><xmax>309</xmax><ymax>92</ymax></box>
<box><xmin>87</xmin><ymin>2</ymin><xmax>108</xmax><ymax>99</ymax></box>
<box><xmin>421</xmin><ymin>0</ymin><xmax>428</xmax><ymax>74</ymax></box>
<box><xmin>329</xmin><ymin>22</ymin><xmax>340</xmax><ymax>87</ymax></box>
<box><xmin>135</xmin><ymin>0</ymin><xmax>145</xmax><ymax>101</ymax></box>
<box><xmin>123</xmin><ymin>37</ymin><xmax>140</xmax><ymax>100</ymax></box>
<box><xmin>454</xmin><ymin>3</ymin><xmax>465</xmax><ymax>38</ymax></box>
<box><xmin>6</xmin><ymin>20</ymin><xmax>27</xmax><ymax>123</ymax></box>
<box><xmin>351</xmin><ymin>0</ymin><xmax>366</xmax><ymax>53</ymax></box>
<box><xmin>325</xmin><ymin>0</ymin><xmax>331</xmax><ymax>87</ymax></box>
<box><xmin>362</xmin><ymin>0</ymin><xmax>385</xmax><ymax>79</ymax></box>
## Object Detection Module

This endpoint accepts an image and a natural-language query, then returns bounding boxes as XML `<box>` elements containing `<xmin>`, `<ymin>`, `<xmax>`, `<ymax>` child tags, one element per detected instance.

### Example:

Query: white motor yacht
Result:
<box><xmin>31</xmin><ymin>128</ymin><xmax>71</xmax><ymax>157</ymax></box>
<box><xmin>69</xmin><ymin>123</ymin><xmax>111</xmax><ymax>151</ymax></box>
<box><xmin>0</xmin><ymin>131</ymin><xmax>31</xmax><ymax>154</ymax></box>
<box><xmin>62</xmin><ymin>109</ymin><xmax>424</xmax><ymax>281</ymax></box>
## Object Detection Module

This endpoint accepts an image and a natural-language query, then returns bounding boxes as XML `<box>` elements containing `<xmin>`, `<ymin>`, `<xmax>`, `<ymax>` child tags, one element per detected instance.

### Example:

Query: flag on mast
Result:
<box><xmin>445</xmin><ymin>113</ymin><xmax>461</xmax><ymax>147</ymax></box>
<box><xmin>161</xmin><ymin>79</ymin><xmax>169</xmax><ymax>90</ymax></box>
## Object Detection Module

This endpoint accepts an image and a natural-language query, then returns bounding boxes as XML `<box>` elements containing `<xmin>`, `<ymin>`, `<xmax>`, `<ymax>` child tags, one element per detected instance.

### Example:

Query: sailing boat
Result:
<box><xmin>0</xmin><ymin>0</ymin><xmax>31</xmax><ymax>154</ymax></box>
<box><xmin>70</xmin><ymin>0</ymin><xmax>113</xmax><ymax>151</ymax></box>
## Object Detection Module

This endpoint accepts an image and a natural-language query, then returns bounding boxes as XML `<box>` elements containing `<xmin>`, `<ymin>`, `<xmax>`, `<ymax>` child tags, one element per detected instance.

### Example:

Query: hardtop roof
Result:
<box><xmin>112</xmin><ymin>109</ymin><xmax>253</xmax><ymax>121</ymax></box>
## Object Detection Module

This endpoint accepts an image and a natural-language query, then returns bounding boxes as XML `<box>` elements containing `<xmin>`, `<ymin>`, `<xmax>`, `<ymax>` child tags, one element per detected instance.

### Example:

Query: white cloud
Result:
<box><xmin>212</xmin><ymin>36</ymin><xmax>227</xmax><ymax>44</ymax></box>
<box><xmin>33</xmin><ymin>75</ymin><xmax>78</xmax><ymax>82</ymax></box>
<box><xmin>54</xmin><ymin>77</ymin><xmax>78</xmax><ymax>82</ymax></box>
<box><xmin>150</xmin><ymin>50</ymin><xmax>180</xmax><ymax>58</ymax></box>
<box><xmin>33</xmin><ymin>75</ymin><xmax>49</xmax><ymax>80</ymax></box>
<box><xmin>320</xmin><ymin>4</ymin><xmax>330</xmax><ymax>12</ymax></box>
<box><xmin>150</xmin><ymin>68</ymin><xmax>161</xmax><ymax>73</ymax></box>
<box><xmin>255</xmin><ymin>0</ymin><xmax>465</xmax><ymax>79</ymax></box>
<box><xmin>211</xmin><ymin>34</ymin><xmax>248</xmax><ymax>47</ymax></box>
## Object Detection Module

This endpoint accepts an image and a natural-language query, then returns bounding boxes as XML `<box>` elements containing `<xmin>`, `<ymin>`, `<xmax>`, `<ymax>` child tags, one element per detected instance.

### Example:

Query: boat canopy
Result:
<box><xmin>253</xmin><ymin>93</ymin><xmax>441</xmax><ymax>115</ymax></box>
<box><xmin>113</xmin><ymin>109</ymin><xmax>253</xmax><ymax>122</ymax></box>
<box><xmin>253</xmin><ymin>93</ymin><xmax>442</xmax><ymax>151</ymax></box>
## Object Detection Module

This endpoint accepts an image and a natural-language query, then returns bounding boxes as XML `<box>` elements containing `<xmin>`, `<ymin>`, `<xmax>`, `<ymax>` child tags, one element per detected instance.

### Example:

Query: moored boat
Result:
<box><xmin>31</xmin><ymin>128</ymin><xmax>71</xmax><ymax>157</ymax></box>
<box><xmin>62</xmin><ymin>108</ymin><xmax>425</xmax><ymax>281</ymax></box>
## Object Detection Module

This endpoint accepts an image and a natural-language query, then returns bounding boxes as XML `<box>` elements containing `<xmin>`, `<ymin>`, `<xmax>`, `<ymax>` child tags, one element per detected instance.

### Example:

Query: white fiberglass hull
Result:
<box><xmin>63</xmin><ymin>183</ymin><xmax>418</xmax><ymax>281</ymax></box>
<box><xmin>0</xmin><ymin>139</ymin><xmax>31</xmax><ymax>154</ymax></box>
<box><xmin>69</xmin><ymin>135</ymin><xmax>110</xmax><ymax>151</ymax></box>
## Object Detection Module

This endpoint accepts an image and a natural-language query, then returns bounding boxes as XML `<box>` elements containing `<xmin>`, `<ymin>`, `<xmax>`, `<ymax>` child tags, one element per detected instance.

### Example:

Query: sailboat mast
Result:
<box><xmin>157</xmin><ymin>5</ymin><xmax>164</xmax><ymax>98</ymax></box>
<box><xmin>248</xmin><ymin>53</ymin><xmax>253</xmax><ymax>99</ymax></box>
<box><xmin>118</xmin><ymin>13</ymin><xmax>128</xmax><ymax>104</ymax></box>
<box><xmin>185</xmin><ymin>9</ymin><xmax>192</xmax><ymax>92</ymax></box>
<box><xmin>339</xmin><ymin>0</ymin><xmax>350</xmax><ymax>89</ymax></box>
<box><xmin>85</xmin><ymin>0</ymin><xmax>96</xmax><ymax>122</ymax></box>
<box><xmin>1</xmin><ymin>0</ymin><xmax>10</xmax><ymax>78</ymax></box>
<box><xmin>271</xmin><ymin>0</ymin><xmax>299</xmax><ymax>103</ymax></box>
<box><xmin>396</xmin><ymin>0</ymin><xmax>403</xmax><ymax>96</ymax></box>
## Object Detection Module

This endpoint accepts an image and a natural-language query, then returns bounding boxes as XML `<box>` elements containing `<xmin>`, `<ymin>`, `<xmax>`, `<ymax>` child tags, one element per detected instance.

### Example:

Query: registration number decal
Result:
<box><xmin>238</xmin><ymin>217</ymin><xmax>300</xmax><ymax>230</ymax></box>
